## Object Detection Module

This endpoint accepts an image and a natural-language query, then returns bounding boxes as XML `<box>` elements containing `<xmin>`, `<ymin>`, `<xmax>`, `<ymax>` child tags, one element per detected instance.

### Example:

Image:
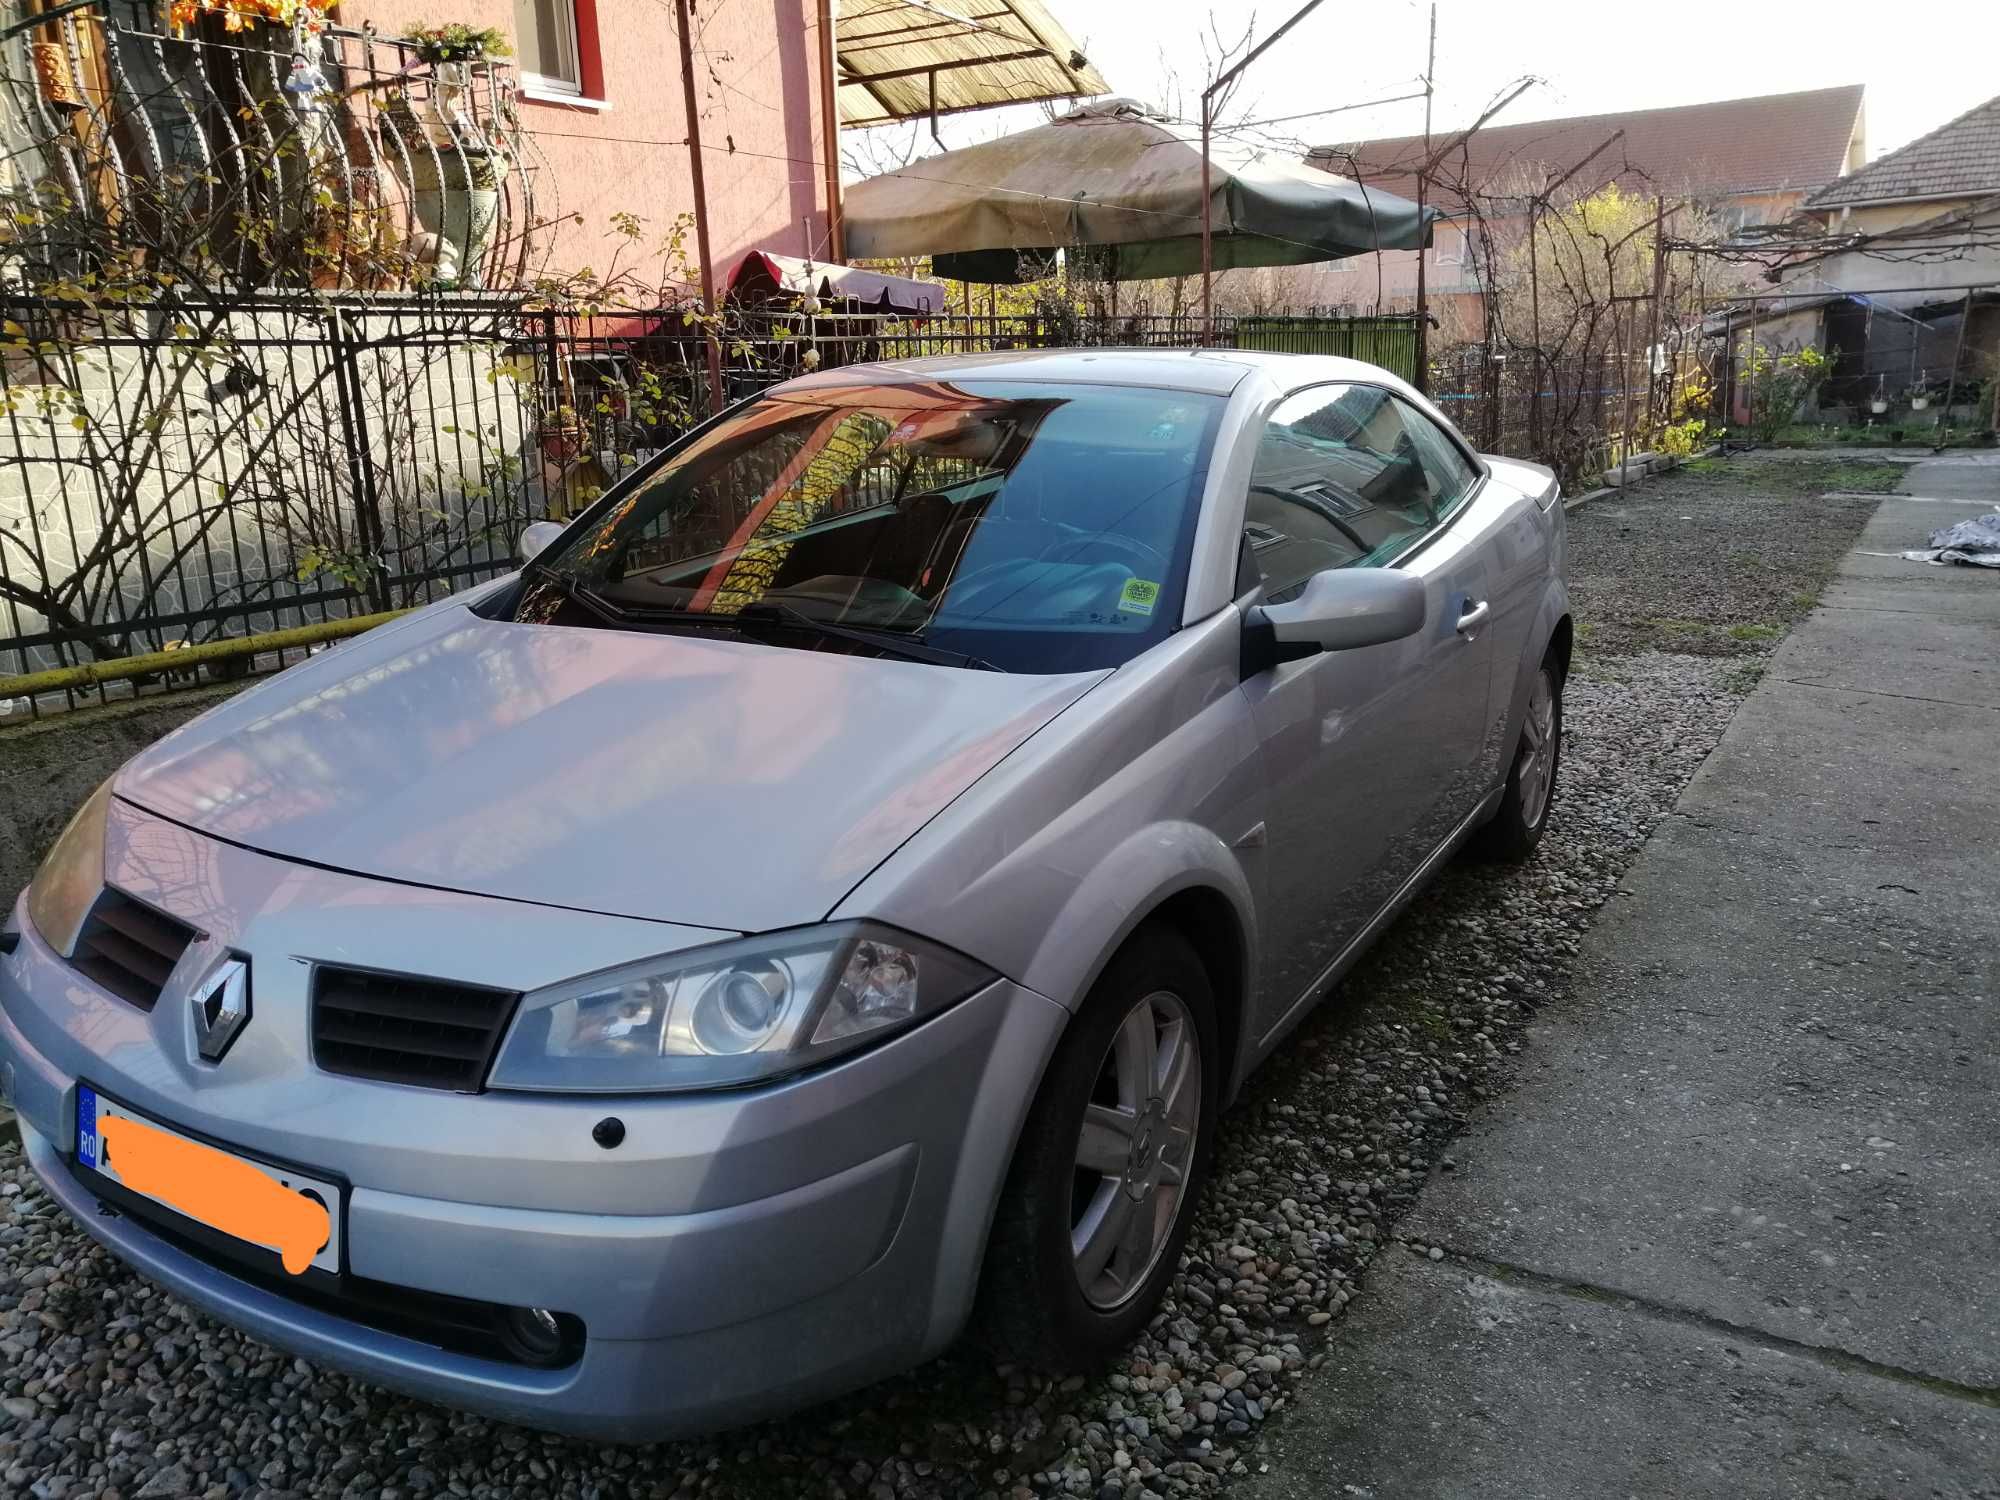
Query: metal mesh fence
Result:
<box><xmin>1428</xmin><ymin>347</ymin><xmax>1658</xmax><ymax>479</ymax></box>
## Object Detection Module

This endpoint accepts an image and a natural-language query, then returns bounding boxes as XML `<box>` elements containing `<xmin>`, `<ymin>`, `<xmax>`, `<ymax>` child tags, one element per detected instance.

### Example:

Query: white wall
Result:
<box><xmin>0</xmin><ymin>306</ymin><xmax>536</xmax><ymax>676</ymax></box>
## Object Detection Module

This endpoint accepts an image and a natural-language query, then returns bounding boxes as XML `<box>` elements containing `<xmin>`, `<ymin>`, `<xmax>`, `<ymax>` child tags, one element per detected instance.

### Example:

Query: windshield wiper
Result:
<box><xmin>519</xmin><ymin>561</ymin><xmax>627</xmax><ymax>627</ymax></box>
<box><xmin>735</xmin><ymin>599</ymin><xmax>1000</xmax><ymax>671</ymax></box>
<box><xmin>523</xmin><ymin>576</ymin><xmax>998</xmax><ymax>671</ymax></box>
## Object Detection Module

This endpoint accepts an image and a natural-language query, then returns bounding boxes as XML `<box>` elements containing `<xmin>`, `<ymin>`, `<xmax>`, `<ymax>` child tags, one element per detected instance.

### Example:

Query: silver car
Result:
<box><xmin>0</xmin><ymin>349</ymin><xmax>1568</xmax><ymax>1439</ymax></box>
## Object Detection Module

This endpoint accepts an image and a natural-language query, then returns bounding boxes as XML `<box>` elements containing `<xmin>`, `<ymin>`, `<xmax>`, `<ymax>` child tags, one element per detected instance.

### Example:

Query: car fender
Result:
<box><xmin>910</xmin><ymin>825</ymin><xmax>1256</xmax><ymax>1355</ymax></box>
<box><xmin>1016</xmin><ymin>819</ymin><xmax>1259</xmax><ymax>1025</ymax></box>
<box><xmin>1501</xmin><ymin>573</ymin><xmax>1572</xmax><ymax>744</ymax></box>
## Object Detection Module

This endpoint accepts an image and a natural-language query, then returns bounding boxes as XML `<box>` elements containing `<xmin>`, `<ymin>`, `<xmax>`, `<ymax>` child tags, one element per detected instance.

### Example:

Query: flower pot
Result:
<box><xmin>384</xmin><ymin>66</ymin><xmax>510</xmax><ymax>288</ymax></box>
<box><xmin>408</xmin><ymin>147</ymin><xmax>505</xmax><ymax>287</ymax></box>
<box><xmin>539</xmin><ymin>423</ymin><xmax>586</xmax><ymax>465</ymax></box>
<box><xmin>1869</xmin><ymin>400</ymin><xmax>1888</xmax><ymax>414</ymax></box>
<box><xmin>1910</xmin><ymin>396</ymin><xmax>1929</xmax><ymax>411</ymax></box>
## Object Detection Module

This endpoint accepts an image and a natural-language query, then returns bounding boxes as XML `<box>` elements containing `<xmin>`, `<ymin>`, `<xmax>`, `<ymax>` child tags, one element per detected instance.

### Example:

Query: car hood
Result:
<box><xmin>116</xmin><ymin>604</ymin><xmax>1105</xmax><ymax>932</ymax></box>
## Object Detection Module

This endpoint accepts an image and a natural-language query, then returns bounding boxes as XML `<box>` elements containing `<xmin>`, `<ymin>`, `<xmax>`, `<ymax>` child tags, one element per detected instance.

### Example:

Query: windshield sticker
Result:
<box><xmin>1119</xmin><ymin>578</ymin><xmax>1161</xmax><ymax>616</ymax></box>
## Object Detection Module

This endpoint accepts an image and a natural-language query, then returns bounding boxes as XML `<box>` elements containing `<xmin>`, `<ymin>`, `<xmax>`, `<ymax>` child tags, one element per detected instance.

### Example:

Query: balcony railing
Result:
<box><xmin>0</xmin><ymin>8</ymin><xmax>543</xmax><ymax>292</ymax></box>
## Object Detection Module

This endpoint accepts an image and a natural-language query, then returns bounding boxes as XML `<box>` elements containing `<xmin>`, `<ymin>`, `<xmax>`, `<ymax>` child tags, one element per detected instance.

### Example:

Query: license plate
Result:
<box><xmin>76</xmin><ymin>1085</ymin><xmax>342</xmax><ymax>1276</ymax></box>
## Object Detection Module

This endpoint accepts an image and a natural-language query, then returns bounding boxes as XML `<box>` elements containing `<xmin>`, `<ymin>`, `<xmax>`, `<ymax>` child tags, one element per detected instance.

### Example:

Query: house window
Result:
<box><xmin>1433</xmin><ymin>224</ymin><xmax>1481</xmax><ymax>267</ymax></box>
<box><xmin>1715</xmin><ymin>204</ymin><xmax>1753</xmax><ymax>244</ymax></box>
<box><xmin>515</xmin><ymin>0</ymin><xmax>583</xmax><ymax>95</ymax></box>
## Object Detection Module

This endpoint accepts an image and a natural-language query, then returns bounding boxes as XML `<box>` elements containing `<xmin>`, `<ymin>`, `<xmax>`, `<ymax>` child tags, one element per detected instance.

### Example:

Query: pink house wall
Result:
<box><xmin>349</xmin><ymin>0</ymin><xmax>831</xmax><ymax>284</ymax></box>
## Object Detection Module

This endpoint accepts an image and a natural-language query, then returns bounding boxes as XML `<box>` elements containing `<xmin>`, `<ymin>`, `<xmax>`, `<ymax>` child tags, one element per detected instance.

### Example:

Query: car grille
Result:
<box><xmin>310</xmin><ymin>966</ymin><xmax>518</xmax><ymax>1092</ymax></box>
<box><xmin>70</xmin><ymin>888</ymin><xmax>198</xmax><ymax>1011</ymax></box>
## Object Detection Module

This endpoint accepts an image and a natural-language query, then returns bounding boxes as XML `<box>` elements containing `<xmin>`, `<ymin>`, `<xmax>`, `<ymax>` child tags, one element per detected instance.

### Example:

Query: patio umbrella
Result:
<box><xmin>842</xmin><ymin>99</ymin><xmax>1434</xmax><ymax>283</ymax></box>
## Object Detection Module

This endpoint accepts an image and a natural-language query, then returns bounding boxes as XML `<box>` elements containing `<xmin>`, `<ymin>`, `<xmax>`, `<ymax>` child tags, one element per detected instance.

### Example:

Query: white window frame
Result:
<box><xmin>518</xmin><ymin>0</ymin><xmax>584</xmax><ymax>99</ymax></box>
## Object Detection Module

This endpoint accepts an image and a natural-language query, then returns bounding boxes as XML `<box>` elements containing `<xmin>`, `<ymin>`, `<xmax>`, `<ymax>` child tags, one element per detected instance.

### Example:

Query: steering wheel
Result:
<box><xmin>1038</xmin><ymin>531</ymin><xmax>1167</xmax><ymax>575</ymax></box>
<box><xmin>1250</xmin><ymin>483</ymin><xmax>1372</xmax><ymax>555</ymax></box>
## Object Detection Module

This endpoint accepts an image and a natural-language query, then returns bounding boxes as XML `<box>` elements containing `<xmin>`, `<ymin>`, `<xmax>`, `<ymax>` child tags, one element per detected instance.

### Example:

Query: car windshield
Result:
<box><xmin>509</xmin><ymin>379</ymin><xmax>1227</xmax><ymax>673</ymax></box>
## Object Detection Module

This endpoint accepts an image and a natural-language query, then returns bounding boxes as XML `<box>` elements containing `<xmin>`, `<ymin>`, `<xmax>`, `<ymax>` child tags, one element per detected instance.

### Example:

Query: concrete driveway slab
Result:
<box><xmin>1774</xmin><ymin>611</ymin><xmax>1999</xmax><ymax>708</ymax></box>
<box><xmin>1401</xmin><ymin>806</ymin><xmax>2000</xmax><ymax>1388</ymax></box>
<box><xmin>1671</xmin><ymin>681</ymin><xmax>2000</xmax><ymax>901</ymax></box>
<box><xmin>1820</xmin><ymin>578</ymin><xmax>2000</xmax><ymax>623</ymax></box>
<box><xmin>1237</xmin><ymin>1248</ymin><xmax>2000</xmax><ymax>1500</ymax></box>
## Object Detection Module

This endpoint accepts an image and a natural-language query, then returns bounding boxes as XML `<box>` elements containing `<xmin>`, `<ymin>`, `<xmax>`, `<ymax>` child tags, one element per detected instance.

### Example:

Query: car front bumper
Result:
<box><xmin>0</xmin><ymin>813</ymin><xmax>1066</xmax><ymax>1441</ymax></box>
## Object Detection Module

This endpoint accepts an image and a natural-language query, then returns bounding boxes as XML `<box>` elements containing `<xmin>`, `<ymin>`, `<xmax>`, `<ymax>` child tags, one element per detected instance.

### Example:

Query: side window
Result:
<box><xmin>1242</xmin><ymin>384</ymin><xmax>1439</xmax><ymax>600</ymax></box>
<box><xmin>1397</xmin><ymin>400</ymin><xmax>1481</xmax><ymax>523</ymax></box>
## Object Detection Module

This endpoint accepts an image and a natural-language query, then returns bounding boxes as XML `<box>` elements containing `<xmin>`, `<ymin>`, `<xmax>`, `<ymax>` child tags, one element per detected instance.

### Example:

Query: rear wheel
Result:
<box><xmin>1471</xmin><ymin>655</ymin><xmax>1563</xmax><ymax>862</ymax></box>
<box><xmin>977</xmin><ymin>927</ymin><xmax>1218</xmax><ymax>1369</ymax></box>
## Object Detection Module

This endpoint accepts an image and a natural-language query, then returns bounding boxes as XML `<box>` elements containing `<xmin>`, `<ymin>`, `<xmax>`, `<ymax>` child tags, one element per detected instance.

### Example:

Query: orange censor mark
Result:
<box><xmin>98</xmin><ymin>1115</ymin><xmax>330</xmax><ymax>1274</ymax></box>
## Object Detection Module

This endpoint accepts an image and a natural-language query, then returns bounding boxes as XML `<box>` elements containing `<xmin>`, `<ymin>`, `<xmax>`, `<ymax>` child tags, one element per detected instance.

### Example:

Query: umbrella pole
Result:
<box><xmin>1200</xmin><ymin>99</ymin><xmax>1213</xmax><ymax>342</ymax></box>
<box><xmin>1414</xmin><ymin>3</ymin><xmax>1435</xmax><ymax>394</ymax></box>
<box><xmin>1199</xmin><ymin>0</ymin><xmax>1336</xmax><ymax>345</ymax></box>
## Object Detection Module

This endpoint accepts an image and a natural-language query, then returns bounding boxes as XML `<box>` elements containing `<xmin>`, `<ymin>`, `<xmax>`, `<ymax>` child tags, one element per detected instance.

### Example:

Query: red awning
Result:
<box><xmin>727</xmin><ymin>251</ymin><xmax>948</xmax><ymax>316</ymax></box>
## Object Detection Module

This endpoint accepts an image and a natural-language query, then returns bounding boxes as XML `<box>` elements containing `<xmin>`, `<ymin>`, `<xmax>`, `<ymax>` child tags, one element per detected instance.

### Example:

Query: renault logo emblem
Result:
<box><xmin>190</xmin><ymin>957</ymin><xmax>250</xmax><ymax>1063</ymax></box>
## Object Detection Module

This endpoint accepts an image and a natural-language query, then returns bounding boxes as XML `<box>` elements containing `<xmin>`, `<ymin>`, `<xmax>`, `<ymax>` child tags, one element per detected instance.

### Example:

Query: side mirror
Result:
<box><xmin>516</xmin><ymin>520</ymin><xmax>565</xmax><ymax>565</ymax></box>
<box><xmin>1243</xmin><ymin>568</ymin><xmax>1426</xmax><ymax>675</ymax></box>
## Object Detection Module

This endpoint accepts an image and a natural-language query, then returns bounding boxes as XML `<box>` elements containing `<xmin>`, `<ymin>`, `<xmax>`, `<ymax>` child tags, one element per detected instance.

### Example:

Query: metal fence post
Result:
<box><xmin>1486</xmin><ymin>352</ymin><xmax>1503</xmax><ymax>453</ymax></box>
<box><xmin>539</xmin><ymin>306</ymin><xmax>563</xmax><ymax>521</ymax></box>
<box><xmin>329</xmin><ymin>309</ymin><xmax>391</xmax><ymax>614</ymax></box>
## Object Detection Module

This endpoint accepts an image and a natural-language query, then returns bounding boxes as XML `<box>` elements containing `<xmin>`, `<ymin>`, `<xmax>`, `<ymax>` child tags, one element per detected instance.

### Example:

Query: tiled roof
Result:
<box><xmin>1805</xmin><ymin>94</ymin><xmax>2000</xmax><ymax>208</ymax></box>
<box><xmin>1309</xmin><ymin>85</ymin><xmax>1864</xmax><ymax>206</ymax></box>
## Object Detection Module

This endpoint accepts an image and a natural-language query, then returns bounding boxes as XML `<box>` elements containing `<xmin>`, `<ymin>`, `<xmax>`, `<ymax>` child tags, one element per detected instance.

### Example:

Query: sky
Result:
<box><xmin>851</xmin><ymin>0</ymin><xmax>2000</xmax><ymax>171</ymax></box>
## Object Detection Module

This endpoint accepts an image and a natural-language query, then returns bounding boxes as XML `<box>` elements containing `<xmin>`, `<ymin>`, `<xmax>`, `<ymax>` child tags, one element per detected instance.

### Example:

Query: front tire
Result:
<box><xmin>1471</xmin><ymin>654</ymin><xmax>1563</xmax><ymax>862</ymax></box>
<box><xmin>976</xmin><ymin>926</ymin><xmax>1219</xmax><ymax>1370</ymax></box>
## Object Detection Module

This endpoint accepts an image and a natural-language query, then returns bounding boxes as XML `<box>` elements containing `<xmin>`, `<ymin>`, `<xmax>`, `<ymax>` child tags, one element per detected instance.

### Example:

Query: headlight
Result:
<box><xmin>486</xmin><ymin>922</ymin><xmax>996</xmax><ymax>1093</ymax></box>
<box><xmin>26</xmin><ymin>778</ymin><xmax>113</xmax><ymax>958</ymax></box>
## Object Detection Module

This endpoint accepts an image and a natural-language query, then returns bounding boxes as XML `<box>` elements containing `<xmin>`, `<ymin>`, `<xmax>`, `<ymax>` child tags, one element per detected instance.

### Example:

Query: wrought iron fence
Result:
<box><xmin>0</xmin><ymin>292</ymin><xmax>551</xmax><ymax>713</ymax></box>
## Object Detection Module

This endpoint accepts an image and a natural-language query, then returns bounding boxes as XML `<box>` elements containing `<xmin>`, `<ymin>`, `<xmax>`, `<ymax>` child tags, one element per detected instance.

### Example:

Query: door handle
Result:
<box><xmin>1455</xmin><ymin>599</ymin><xmax>1491</xmax><ymax>636</ymax></box>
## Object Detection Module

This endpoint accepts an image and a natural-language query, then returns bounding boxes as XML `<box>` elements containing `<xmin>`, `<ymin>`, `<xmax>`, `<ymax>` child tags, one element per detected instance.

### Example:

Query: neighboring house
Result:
<box><xmin>1299</xmin><ymin>86</ymin><xmax>1867</xmax><ymax>337</ymax></box>
<box><xmin>1742</xmin><ymin>94</ymin><xmax>2000</xmax><ymax>408</ymax></box>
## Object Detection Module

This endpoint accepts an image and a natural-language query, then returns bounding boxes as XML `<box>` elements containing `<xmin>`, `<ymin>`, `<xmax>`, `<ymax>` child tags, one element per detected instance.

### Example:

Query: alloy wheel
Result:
<box><xmin>1070</xmin><ymin>989</ymin><xmax>1202</xmax><ymax>1310</ymax></box>
<box><xmin>1518</xmin><ymin>666</ymin><xmax>1557</xmax><ymax>828</ymax></box>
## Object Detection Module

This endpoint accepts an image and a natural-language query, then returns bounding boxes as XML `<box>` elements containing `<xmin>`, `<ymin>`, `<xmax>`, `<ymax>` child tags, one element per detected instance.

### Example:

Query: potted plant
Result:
<box><xmin>401</xmin><ymin>22</ymin><xmax>511</xmax><ymax>65</ymax></box>
<box><xmin>1910</xmin><ymin>373</ymin><xmax>1930</xmax><ymax>412</ymax></box>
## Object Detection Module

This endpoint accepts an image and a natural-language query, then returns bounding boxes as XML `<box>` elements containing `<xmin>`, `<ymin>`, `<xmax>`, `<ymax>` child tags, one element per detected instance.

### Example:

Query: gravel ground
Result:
<box><xmin>0</xmin><ymin>457</ymin><xmax>1883</xmax><ymax>1500</ymax></box>
<box><xmin>1566</xmin><ymin>455</ymin><xmax>1898</xmax><ymax>659</ymax></box>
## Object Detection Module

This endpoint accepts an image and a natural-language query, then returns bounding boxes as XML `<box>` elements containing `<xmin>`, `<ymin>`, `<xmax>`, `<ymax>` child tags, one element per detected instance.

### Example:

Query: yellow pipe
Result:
<box><xmin>0</xmin><ymin>610</ymin><xmax>410</xmax><ymax>700</ymax></box>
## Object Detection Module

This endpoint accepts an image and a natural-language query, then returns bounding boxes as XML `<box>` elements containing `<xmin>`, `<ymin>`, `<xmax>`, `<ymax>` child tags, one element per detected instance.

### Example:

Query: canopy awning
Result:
<box><xmin>836</xmin><ymin>0</ymin><xmax>1109</xmax><ymax>127</ymax></box>
<box><xmin>727</xmin><ymin>250</ymin><xmax>948</xmax><ymax>314</ymax></box>
<box><xmin>843</xmin><ymin>99</ymin><xmax>1435</xmax><ymax>282</ymax></box>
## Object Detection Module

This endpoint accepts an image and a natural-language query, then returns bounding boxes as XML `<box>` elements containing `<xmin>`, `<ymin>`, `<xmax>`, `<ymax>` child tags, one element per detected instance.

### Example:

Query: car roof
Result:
<box><xmin>773</xmin><ymin>346</ymin><xmax>1412</xmax><ymax>400</ymax></box>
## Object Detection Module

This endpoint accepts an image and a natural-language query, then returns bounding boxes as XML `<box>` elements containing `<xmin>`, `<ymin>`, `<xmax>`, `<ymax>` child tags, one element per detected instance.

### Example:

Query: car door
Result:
<box><xmin>1397</xmin><ymin>398</ymin><xmax>1546</xmax><ymax>792</ymax></box>
<box><xmin>1237</xmin><ymin>383</ymin><xmax>1496</xmax><ymax>1037</ymax></box>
